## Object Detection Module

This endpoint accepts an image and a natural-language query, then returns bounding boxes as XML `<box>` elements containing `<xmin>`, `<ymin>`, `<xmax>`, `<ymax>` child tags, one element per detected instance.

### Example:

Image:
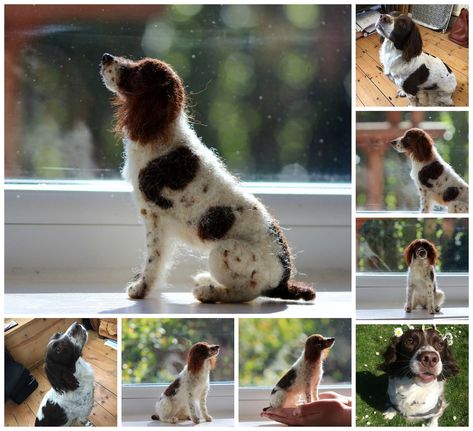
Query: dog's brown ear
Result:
<box><xmin>403</xmin><ymin>20</ymin><xmax>422</xmax><ymax>61</ymax></box>
<box><xmin>407</xmin><ymin>129</ymin><xmax>434</xmax><ymax>162</ymax></box>
<box><xmin>403</xmin><ymin>240</ymin><xmax>416</xmax><ymax>266</ymax></box>
<box><xmin>424</xmin><ymin>239</ymin><xmax>438</xmax><ymax>266</ymax></box>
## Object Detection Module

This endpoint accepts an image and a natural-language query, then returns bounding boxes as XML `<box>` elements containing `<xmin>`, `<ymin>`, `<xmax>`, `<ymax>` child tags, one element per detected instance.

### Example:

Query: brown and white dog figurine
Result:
<box><xmin>391</xmin><ymin>128</ymin><xmax>468</xmax><ymax>213</ymax></box>
<box><xmin>100</xmin><ymin>53</ymin><xmax>315</xmax><ymax>304</ymax></box>
<box><xmin>376</xmin><ymin>13</ymin><xmax>456</xmax><ymax>106</ymax></box>
<box><xmin>151</xmin><ymin>342</ymin><xmax>220</xmax><ymax>424</ymax></box>
<box><xmin>267</xmin><ymin>334</ymin><xmax>335</xmax><ymax>409</ymax></box>
<box><xmin>380</xmin><ymin>327</ymin><xmax>459</xmax><ymax>426</ymax></box>
<box><xmin>404</xmin><ymin>239</ymin><xmax>444</xmax><ymax>315</ymax></box>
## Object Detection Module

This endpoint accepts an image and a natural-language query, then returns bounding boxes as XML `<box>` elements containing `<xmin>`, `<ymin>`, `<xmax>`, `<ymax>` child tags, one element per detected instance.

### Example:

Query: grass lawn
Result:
<box><xmin>356</xmin><ymin>324</ymin><xmax>468</xmax><ymax>427</ymax></box>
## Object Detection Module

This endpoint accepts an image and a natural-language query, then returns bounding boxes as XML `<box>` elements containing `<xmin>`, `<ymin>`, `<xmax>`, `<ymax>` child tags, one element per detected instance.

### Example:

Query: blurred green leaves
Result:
<box><xmin>122</xmin><ymin>318</ymin><xmax>234</xmax><ymax>384</ymax></box>
<box><xmin>239</xmin><ymin>318</ymin><xmax>351</xmax><ymax>387</ymax></box>
<box><xmin>357</xmin><ymin>219</ymin><xmax>468</xmax><ymax>272</ymax></box>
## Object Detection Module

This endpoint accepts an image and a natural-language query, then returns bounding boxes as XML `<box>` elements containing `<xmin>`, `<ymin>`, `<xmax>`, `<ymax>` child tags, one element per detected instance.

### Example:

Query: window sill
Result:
<box><xmin>122</xmin><ymin>383</ymin><xmax>234</xmax><ymax>420</ymax></box>
<box><xmin>4</xmin><ymin>289</ymin><xmax>352</xmax><ymax>316</ymax></box>
<box><xmin>356</xmin><ymin>210</ymin><xmax>467</xmax><ymax>217</ymax></box>
<box><xmin>357</xmin><ymin>273</ymin><xmax>469</xmax><ymax>319</ymax></box>
<box><xmin>5</xmin><ymin>180</ymin><xmax>351</xmax><ymax>287</ymax></box>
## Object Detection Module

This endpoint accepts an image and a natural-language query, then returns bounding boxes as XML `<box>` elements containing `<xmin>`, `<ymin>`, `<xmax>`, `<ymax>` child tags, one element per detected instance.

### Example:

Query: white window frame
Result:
<box><xmin>122</xmin><ymin>382</ymin><xmax>234</xmax><ymax>417</ymax></box>
<box><xmin>5</xmin><ymin>181</ymin><xmax>351</xmax><ymax>291</ymax></box>
<box><xmin>239</xmin><ymin>384</ymin><xmax>352</xmax><ymax>420</ymax></box>
<box><xmin>357</xmin><ymin>273</ymin><xmax>469</xmax><ymax>306</ymax></box>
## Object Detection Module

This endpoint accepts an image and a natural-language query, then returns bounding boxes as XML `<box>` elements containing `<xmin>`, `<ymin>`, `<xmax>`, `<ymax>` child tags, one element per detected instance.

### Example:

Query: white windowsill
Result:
<box><xmin>239</xmin><ymin>384</ymin><xmax>352</xmax><ymax>425</ymax></box>
<box><xmin>357</xmin><ymin>273</ymin><xmax>469</xmax><ymax>320</ymax></box>
<box><xmin>5</xmin><ymin>180</ymin><xmax>351</xmax><ymax>304</ymax></box>
<box><xmin>122</xmin><ymin>382</ymin><xmax>234</xmax><ymax>427</ymax></box>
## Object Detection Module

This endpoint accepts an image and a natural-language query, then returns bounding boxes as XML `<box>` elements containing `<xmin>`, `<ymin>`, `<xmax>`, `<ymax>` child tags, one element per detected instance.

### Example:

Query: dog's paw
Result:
<box><xmin>127</xmin><ymin>277</ymin><xmax>148</xmax><ymax>299</ymax></box>
<box><xmin>429</xmin><ymin>307</ymin><xmax>436</xmax><ymax>314</ymax></box>
<box><xmin>404</xmin><ymin>305</ymin><xmax>412</xmax><ymax>313</ymax></box>
<box><xmin>193</xmin><ymin>285</ymin><xmax>218</xmax><ymax>303</ymax></box>
<box><xmin>191</xmin><ymin>416</ymin><xmax>200</xmax><ymax>424</ymax></box>
<box><xmin>396</xmin><ymin>89</ymin><xmax>407</xmax><ymax>97</ymax></box>
<box><xmin>435</xmin><ymin>306</ymin><xmax>440</xmax><ymax>312</ymax></box>
<box><xmin>383</xmin><ymin>409</ymin><xmax>397</xmax><ymax>420</ymax></box>
<box><xmin>204</xmin><ymin>414</ymin><xmax>213</xmax><ymax>422</ymax></box>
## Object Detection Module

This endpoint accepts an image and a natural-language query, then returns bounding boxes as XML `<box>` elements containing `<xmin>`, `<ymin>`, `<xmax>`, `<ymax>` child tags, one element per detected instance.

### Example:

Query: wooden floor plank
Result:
<box><xmin>90</xmin><ymin>402</ymin><xmax>118</xmax><ymax>427</ymax></box>
<box><xmin>356</xmin><ymin>28</ymin><xmax>468</xmax><ymax>107</ymax></box>
<box><xmin>94</xmin><ymin>383</ymin><xmax>118</xmax><ymax>417</ymax></box>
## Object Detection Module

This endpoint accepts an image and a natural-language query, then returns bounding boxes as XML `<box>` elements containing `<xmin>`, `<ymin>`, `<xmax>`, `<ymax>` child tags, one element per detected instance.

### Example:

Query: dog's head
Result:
<box><xmin>304</xmin><ymin>334</ymin><xmax>335</xmax><ymax>362</ymax></box>
<box><xmin>44</xmin><ymin>322</ymin><xmax>88</xmax><ymax>393</ymax></box>
<box><xmin>404</xmin><ymin>238</ymin><xmax>438</xmax><ymax>266</ymax></box>
<box><xmin>187</xmin><ymin>342</ymin><xmax>220</xmax><ymax>374</ymax></box>
<box><xmin>376</xmin><ymin>13</ymin><xmax>422</xmax><ymax>61</ymax></box>
<box><xmin>390</xmin><ymin>128</ymin><xmax>435</xmax><ymax>162</ymax></box>
<box><xmin>379</xmin><ymin>327</ymin><xmax>459</xmax><ymax>384</ymax></box>
<box><xmin>100</xmin><ymin>53</ymin><xmax>186</xmax><ymax>144</ymax></box>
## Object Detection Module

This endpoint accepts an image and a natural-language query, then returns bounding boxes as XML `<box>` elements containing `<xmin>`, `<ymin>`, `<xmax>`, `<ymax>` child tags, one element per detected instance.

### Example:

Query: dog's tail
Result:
<box><xmin>151</xmin><ymin>414</ymin><xmax>160</xmax><ymax>421</ymax></box>
<box><xmin>262</xmin><ymin>281</ymin><xmax>316</xmax><ymax>301</ymax></box>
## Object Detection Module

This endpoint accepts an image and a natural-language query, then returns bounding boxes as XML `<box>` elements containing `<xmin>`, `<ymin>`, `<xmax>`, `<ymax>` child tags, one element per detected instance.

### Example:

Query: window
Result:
<box><xmin>5</xmin><ymin>4</ymin><xmax>351</xmax><ymax>183</ymax></box>
<box><xmin>356</xmin><ymin>218</ymin><xmax>468</xmax><ymax>273</ymax></box>
<box><xmin>122</xmin><ymin>318</ymin><xmax>234</xmax><ymax>384</ymax></box>
<box><xmin>239</xmin><ymin>318</ymin><xmax>351</xmax><ymax>388</ymax></box>
<box><xmin>356</xmin><ymin>111</ymin><xmax>468</xmax><ymax>211</ymax></box>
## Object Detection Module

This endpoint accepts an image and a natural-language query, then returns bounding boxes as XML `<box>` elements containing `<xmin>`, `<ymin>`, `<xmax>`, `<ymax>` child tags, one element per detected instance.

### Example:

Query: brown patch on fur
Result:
<box><xmin>404</xmin><ymin>239</ymin><xmax>438</xmax><ymax>266</ymax></box>
<box><xmin>151</xmin><ymin>414</ymin><xmax>160</xmax><ymax>421</ymax></box>
<box><xmin>139</xmin><ymin>146</ymin><xmax>200</xmax><ymax>209</ymax></box>
<box><xmin>163</xmin><ymin>377</ymin><xmax>180</xmax><ymax>397</ymax></box>
<box><xmin>197</xmin><ymin>206</ymin><xmax>235</xmax><ymax>240</ymax></box>
<box><xmin>112</xmin><ymin>57</ymin><xmax>186</xmax><ymax>144</ymax></box>
<box><xmin>203</xmin><ymin>184</ymin><xmax>208</xmax><ymax>193</ymax></box>
<box><xmin>442</xmin><ymin>186</ymin><xmax>460</xmax><ymax>202</ymax></box>
<box><xmin>275</xmin><ymin>368</ymin><xmax>296</xmax><ymax>390</ymax></box>
<box><xmin>418</xmin><ymin>161</ymin><xmax>444</xmax><ymax>188</ymax></box>
<box><xmin>141</xmin><ymin>208</ymin><xmax>148</xmax><ymax>216</ymax></box>
<box><xmin>401</xmin><ymin>128</ymin><xmax>435</xmax><ymax>162</ymax></box>
<box><xmin>251</xmin><ymin>270</ymin><xmax>256</xmax><ymax>279</ymax></box>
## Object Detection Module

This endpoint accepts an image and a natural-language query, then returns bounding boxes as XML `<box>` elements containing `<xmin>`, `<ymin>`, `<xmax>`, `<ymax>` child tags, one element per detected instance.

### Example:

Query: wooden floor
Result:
<box><xmin>5</xmin><ymin>331</ymin><xmax>117</xmax><ymax>427</ymax></box>
<box><xmin>356</xmin><ymin>27</ymin><xmax>468</xmax><ymax>107</ymax></box>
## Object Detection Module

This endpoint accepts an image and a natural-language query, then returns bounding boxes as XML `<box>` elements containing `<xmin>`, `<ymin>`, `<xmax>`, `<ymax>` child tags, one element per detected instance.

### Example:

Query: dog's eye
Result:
<box><xmin>406</xmin><ymin>337</ymin><xmax>414</xmax><ymax>345</ymax></box>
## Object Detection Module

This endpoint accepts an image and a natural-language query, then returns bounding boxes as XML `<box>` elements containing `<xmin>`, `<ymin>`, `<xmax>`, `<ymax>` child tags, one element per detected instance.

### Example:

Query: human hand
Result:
<box><xmin>261</xmin><ymin>392</ymin><xmax>352</xmax><ymax>426</ymax></box>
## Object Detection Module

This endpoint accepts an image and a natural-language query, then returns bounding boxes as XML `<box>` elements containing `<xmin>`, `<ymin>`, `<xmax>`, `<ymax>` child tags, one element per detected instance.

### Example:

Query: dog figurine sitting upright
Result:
<box><xmin>404</xmin><ymin>239</ymin><xmax>445</xmax><ymax>314</ymax></box>
<box><xmin>376</xmin><ymin>13</ymin><xmax>457</xmax><ymax>106</ymax></box>
<box><xmin>100</xmin><ymin>53</ymin><xmax>315</xmax><ymax>304</ymax></box>
<box><xmin>379</xmin><ymin>326</ymin><xmax>459</xmax><ymax>426</ymax></box>
<box><xmin>151</xmin><ymin>342</ymin><xmax>219</xmax><ymax>424</ymax></box>
<box><xmin>35</xmin><ymin>322</ymin><xmax>94</xmax><ymax>427</ymax></box>
<box><xmin>266</xmin><ymin>334</ymin><xmax>335</xmax><ymax>409</ymax></box>
<box><xmin>391</xmin><ymin>128</ymin><xmax>468</xmax><ymax>213</ymax></box>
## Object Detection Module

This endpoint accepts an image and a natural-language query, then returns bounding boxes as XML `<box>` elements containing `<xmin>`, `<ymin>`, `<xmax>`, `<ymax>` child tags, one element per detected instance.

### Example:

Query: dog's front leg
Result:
<box><xmin>420</xmin><ymin>191</ymin><xmax>433</xmax><ymax>213</ymax></box>
<box><xmin>127</xmin><ymin>211</ymin><xmax>172</xmax><ymax>299</ymax></box>
<box><xmin>199</xmin><ymin>387</ymin><xmax>212</xmax><ymax>422</ymax></box>
<box><xmin>189</xmin><ymin>398</ymin><xmax>200</xmax><ymax>424</ymax></box>
<box><xmin>405</xmin><ymin>284</ymin><xmax>414</xmax><ymax>312</ymax></box>
<box><xmin>426</xmin><ymin>283</ymin><xmax>436</xmax><ymax>314</ymax></box>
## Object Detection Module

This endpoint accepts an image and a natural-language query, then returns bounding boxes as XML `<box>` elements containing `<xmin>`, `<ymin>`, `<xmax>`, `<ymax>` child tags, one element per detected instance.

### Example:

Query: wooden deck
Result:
<box><xmin>356</xmin><ymin>27</ymin><xmax>468</xmax><ymax>107</ymax></box>
<box><xmin>5</xmin><ymin>331</ymin><xmax>117</xmax><ymax>427</ymax></box>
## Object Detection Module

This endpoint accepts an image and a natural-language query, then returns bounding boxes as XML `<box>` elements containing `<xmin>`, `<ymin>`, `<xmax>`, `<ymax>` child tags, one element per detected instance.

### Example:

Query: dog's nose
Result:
<box><xmin>102</xmin><ymin>53</ymin><xmax>114</xmax><ymax>65</ymax></box>
<box><xmin>418</xmin><ymin>351</ymin><xmax>439</xmax><ymax>368</ymax></box>
<box><xmin>380</xmin><ymin>14</ymin><xmax>390</xmax><ymax>23</ymax></box>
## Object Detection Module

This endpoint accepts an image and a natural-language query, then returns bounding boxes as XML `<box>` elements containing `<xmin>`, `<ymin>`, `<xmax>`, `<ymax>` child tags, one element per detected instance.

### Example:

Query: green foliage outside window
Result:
<box><xmin>357</xmin><ymin>218</ymin><xmax>468</xmax><ymax>272</ymax></box>
<box><xmin>122</xmin><ymin>318</ymin><xmax>234</xmax><ymax>384</ymax></box>
<box><xmin>6</xmin><ymin>4</ymin><xmax>351</xmax><ymax>182</ymax></box>
<box><xmin>239</xmin><ymin>318</ymin><xmax>351</xmax><ymax>387</ymax></box>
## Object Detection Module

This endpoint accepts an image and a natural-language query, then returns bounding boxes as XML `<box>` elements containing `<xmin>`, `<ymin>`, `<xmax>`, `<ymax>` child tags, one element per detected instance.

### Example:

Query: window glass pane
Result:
<box><xmin>122</xmin><ymin>318</ymin><xmax>234</xmax><ymax>384</ymax></box>
<box><xmin>239</xmin><ymin>318</ymin><xmax>351</xmax><ymax>387</ymax></box>
<box><xmin>357</xmin><ymin>218</ymin><xmax>468</xmax><ymax>273</ymax></box>
<box><xmin>5</xmin><ymin>4</ymin><xmax>351</xmax><ymax>182</ymax></box>
<box><xmin>356</xmin><ymin>111</ymin><xmax>468</xmax><ymax>211</ymax></box>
